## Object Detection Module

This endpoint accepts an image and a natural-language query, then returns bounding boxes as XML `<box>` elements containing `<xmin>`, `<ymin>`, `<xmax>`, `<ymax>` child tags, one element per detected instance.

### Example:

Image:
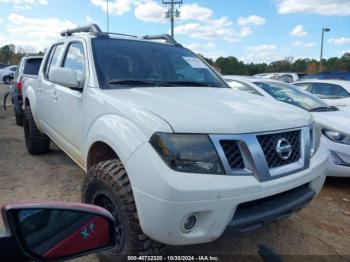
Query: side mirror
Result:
<box><xmin>2</xmin><ymin>202</ymin><xmax>116</xmax><ymax>262</ymax></box>
<box><xmin>48</xmin><ymin>68</ymin><xmax>80</xmax><ymax>89</ymax></box>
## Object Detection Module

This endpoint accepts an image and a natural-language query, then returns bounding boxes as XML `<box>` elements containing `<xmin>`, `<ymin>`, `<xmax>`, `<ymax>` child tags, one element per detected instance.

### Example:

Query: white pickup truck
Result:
<box><xmin>22</xmin><ymin>24</ymin><xmax>328</xmax><ymax>259</ymax></box>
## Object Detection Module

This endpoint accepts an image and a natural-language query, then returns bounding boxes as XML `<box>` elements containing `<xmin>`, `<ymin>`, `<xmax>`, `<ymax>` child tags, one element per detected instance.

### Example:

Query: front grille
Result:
<box><xmin>257</xmin><ymin>130</ymin><xmax>301</xmax><ymax>168</ymax></box>
<box><xmin>220</xmin><ymin>140</ymin><xmax>245</xmax><ymax>169</ymax></box>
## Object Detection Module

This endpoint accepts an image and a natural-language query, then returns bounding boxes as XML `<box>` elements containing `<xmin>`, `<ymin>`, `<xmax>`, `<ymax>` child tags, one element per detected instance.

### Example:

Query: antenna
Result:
<box><xmin>162</xmin><ymin>0</ymin><xmax>183</xmax><ymax>39</ymax></box>
<box><xmin>106</xmin><ymin>0</ymin><xmax>110</xmax><ymax>32</ymax></box>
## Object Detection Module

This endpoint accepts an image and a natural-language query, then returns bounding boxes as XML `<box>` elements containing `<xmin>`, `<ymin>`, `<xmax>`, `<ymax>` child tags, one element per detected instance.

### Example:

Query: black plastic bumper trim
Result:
<box><xmin>225</xmin><ymin>184</ymin><xmax>315</xmax><ymax>234</ymax></box>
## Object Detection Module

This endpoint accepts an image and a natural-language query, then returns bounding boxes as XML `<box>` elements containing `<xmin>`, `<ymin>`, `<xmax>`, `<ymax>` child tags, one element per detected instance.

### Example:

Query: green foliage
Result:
<box><xmin>0</xmin><ymin>45</ymin><xmax>44</xmax><ymax>65</ymax></box>
<box><xmin>208</xmin><ymin>54</ymin><xmax>350</xmax><ymax>75</ymax></box>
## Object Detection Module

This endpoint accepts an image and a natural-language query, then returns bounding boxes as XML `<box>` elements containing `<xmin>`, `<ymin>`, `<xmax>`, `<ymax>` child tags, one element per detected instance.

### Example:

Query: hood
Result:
<box><xmin>106</xmin><ymin>87</ymin><xmax>312</xmax><ymax>134</ymax></box>
<box><xmin>312</xmin><ymin>110</ymin><xmax>350</xmax><ymax>134</ymax></box>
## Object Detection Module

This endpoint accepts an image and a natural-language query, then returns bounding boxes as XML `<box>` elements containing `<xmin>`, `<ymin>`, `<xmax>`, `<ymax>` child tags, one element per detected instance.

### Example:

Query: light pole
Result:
<box><xmin>320</xmin><ymin>27</ymin><xmax>330</xmax><ymax>72</ymax></box>
<box><xmin>106</xmin><ymin>0</ymin><xmax>110</xmax><ymax>32</ymax></box>
<box><xmin>163</xmin><ymin>0</ymin><xmax>183</xmax><ymax>38</ymax></box>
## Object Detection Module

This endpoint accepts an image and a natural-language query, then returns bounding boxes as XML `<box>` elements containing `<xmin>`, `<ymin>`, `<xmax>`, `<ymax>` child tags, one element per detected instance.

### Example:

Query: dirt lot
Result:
<box><xmin>0</xmin><ymin>83</ymin><xmax>349</xmax><ymax>261</ymax></box>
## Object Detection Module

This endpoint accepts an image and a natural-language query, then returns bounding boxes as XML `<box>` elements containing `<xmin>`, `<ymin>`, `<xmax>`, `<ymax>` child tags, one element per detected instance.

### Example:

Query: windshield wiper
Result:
<box><xmin>162</xmin><ymin>81</ymin><xmax>222</xmax><ymax>87</ymax></box>
<box><xmin>108</xmin><ymin>80</ymin><xmax>172</xmax><ymax>87</ymax></box>
<box><xmin>309</xmin><ymin>106</ymin><xmax>338</xmax><ymax>112</ymax></box>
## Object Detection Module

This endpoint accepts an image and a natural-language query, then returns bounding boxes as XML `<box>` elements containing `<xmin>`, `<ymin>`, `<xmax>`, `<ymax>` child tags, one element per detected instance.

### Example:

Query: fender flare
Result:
<box><xmin>84</xmin><ymin>114</ymin><xmax>152</xmax><ymax>170</ymax></box>
<box><xmin>22</xmin><ymin>86</ymin><xmax>41</xmax><ymax>129</ymax></box>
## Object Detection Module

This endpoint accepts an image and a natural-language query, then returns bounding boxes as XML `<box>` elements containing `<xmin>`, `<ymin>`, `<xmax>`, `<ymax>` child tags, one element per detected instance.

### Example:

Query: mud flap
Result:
<box><xmin>3</xmin><ymin>92</ymin><xmax>11</xmax><ymax>111</ymax></box>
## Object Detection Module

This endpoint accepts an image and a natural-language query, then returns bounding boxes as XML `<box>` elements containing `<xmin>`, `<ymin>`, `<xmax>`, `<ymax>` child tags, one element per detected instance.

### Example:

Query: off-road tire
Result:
<box><xmin>82</xmin><ymin>160</ymin><xmax>166</xmax><ymax>262</ymax></box>
<box><xmin>23</xmin><ymin>106</ymin><xmax>50</xmax><ymax>155</ymax></box>
<box><xmin>3</xmin><ymin>76</ymin><xmax>12</xmax><ymax>85</ymax></box>
<box><xmin>14</xmin><ymin>106</ymin><xmax>23</xmax><ymax>126</ymax></box>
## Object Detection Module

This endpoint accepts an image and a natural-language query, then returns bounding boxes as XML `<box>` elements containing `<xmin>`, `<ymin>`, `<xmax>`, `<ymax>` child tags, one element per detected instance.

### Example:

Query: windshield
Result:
<box><xmin>253</xmin><ymin>81</ymin><xmax>334</xmax><ymax>111</ymax></box>
<box><xmin>92</xmin><ymin>38</ymin><xmax>226</xmax><ymax>89</ymax></box>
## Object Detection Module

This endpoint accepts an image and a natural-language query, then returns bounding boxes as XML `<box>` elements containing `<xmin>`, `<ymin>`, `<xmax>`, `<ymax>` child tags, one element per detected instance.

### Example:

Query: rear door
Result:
<box><xmin>49</xmin><ymin>41</ymin><xmax>87</xmax><ymax>164</ymax></box>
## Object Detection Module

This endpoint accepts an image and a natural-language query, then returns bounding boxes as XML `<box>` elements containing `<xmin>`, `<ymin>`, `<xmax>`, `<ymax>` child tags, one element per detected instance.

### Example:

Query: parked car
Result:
<box><xmin>225</xmin><ymin>76</ymin><xmax>350</xmax><ymax>177</ymax></box>
<box><xmin>254</xmin><ymin>72</ymin><xmax>306</xmax><ymax>83</ymax></box>
<box><xmin>22</xmin><ymin>24</ymin><xmax>327</xmax><ymax>260</ymax></box>
<box><xmin>0</xmin><ymin>65</ymin><xmax>17</xmax><ymax>84</ymax></box>
<box><xmin>7</xmin><ymin>56</ymin><xmax>43</xmax><ymax>126</ymax></box>
<box><xmin>0</xmin><ymin>202</ymin><xmax>116</xmax><ymax>261</ymax></box>
<box><xmin>294</xmin><ymin>80</ymin><xmax>350</xmax><ymax>111</ymax></box>
<box><xmin>300</xmin><ymin>71</ymin><xmax>350</xmax><ymax>81</ymax></box>
<box><xmin>0</xmin><ymin>63</ymin><xmax>8</xmax><ymax>69</ymax></box>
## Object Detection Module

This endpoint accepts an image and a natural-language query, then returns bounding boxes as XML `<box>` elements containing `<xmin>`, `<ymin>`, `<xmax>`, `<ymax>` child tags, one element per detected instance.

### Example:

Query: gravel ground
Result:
<box><xmin>0</xmin><ymin>83</ymin><xmax>349</xmax><ymax>261</ymax></box>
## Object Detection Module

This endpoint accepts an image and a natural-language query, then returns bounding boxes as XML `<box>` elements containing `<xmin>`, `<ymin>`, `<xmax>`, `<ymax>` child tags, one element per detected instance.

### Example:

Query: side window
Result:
<box><xmin>310</xmin><ymin>83</ymin><xmax>341</xmax><ymax>99</ymax></box>
<box><xmin>63</xmin><ymin>42</ymin><xmax>85</xmax><ymax>85</ymax></box>
<box><xmin>227</xmin><ymin>80</ymin><xmax>262</xmax><ymax>96</ymax></box>
<box><xmin>338</xmin><ymin>87</ymin><xmax>350</xmax><ymax>98</ymax></box>
<box><xmin>44</xmin><ymin>44</ymin><xmax>64</xmax><ymax>79</ymax></box>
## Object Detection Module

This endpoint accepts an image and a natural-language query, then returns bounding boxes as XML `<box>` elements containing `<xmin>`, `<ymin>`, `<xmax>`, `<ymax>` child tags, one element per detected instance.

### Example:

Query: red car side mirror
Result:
<box><xmin>1</xmin><ymin>202</ymin><xmax>116</xmax><ymax>262</ymax></box>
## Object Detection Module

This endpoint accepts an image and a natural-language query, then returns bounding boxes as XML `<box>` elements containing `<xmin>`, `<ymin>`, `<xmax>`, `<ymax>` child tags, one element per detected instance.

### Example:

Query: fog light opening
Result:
<box><xmin>182</xmin><ymin>214</ymin><xmax>197</xmax><ymax>233</ymax></box>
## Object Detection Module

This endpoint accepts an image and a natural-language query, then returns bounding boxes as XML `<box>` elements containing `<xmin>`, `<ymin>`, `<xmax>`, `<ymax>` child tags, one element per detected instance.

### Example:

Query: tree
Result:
<box><xmin>0</xmin><ymin>44</ymin><xmax>45</xmax><ymax>65</ymax></box>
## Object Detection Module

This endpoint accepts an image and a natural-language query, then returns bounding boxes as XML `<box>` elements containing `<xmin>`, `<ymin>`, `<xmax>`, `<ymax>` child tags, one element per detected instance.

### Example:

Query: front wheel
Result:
<box><xmin>82</xmin><ymin>160</ymin><xmax>165</xmax><ymax>261</ymax></box>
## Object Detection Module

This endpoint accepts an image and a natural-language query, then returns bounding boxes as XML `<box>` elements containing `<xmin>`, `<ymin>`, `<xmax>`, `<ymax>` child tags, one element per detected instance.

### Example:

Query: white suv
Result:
<box><xmin>22</xmin><ymin>24</ymin><xmax>328</xmax><ymax>259</ymax></box>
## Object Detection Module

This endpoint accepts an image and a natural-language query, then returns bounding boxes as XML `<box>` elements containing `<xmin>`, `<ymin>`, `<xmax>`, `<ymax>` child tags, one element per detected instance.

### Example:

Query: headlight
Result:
<box><xmin>150</xmin><ymin>133</ymin><xmax>225</xmax><ymax>174</ymax></box>
<box><xmin>323</xmin><ymin>129</ymin><xmax>350</xmax><ymax>145</ymax></box>
<box><xmin>310</xmin><ymin>122</ymin><xmax>321</xmax><ymax>157</ymax></box>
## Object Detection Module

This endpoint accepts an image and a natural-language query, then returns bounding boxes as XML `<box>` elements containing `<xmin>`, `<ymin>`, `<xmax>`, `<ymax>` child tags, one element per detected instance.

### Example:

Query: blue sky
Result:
<box><xmin>0</xmin><ymin>0</ymin><xmax>349</xmax><ymax>63</ymax></box>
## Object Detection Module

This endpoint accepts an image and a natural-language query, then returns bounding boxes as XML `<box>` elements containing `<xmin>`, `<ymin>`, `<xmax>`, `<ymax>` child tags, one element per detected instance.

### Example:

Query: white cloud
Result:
<box><xmin>185</xmin><ymin>42</ymin><xmax>216</xmax><ymax>53</ymax></box>
<box><xmin>85</xmin><ymin>14</ymin><xmax>99</xmax><ymax>24</ymax></box>
<box><xmin>236</xmin><ymin>15</ymin><xmax>265</xmax><ymax>38</ymax></box>
<box><xmin>241</xmin><ymin>52</ymin><xmax>281</xmax><ymax>64</ymax></box>
<box><xmin>275</xmin><ymin>0</ymin><xmax>350</xmax><ymax>16</ymax></box>
<box><xmin>246</xmin><ymin>44</ymin><xmax>277</xmax><ymax>52</ymax></box>
<box><xmin>329</xmin><ymin>37</ymin><xmax>350</xmax><ymax>45</ymax></box>
<box><xmin>291</xmin><ymin>25</ymin><xmax>306</xmax><ymax>37</ymax></box>
<box><xmin>291</xmin><ymin>41</ymin><xmax>315</xmax><ymax>48</ymax></box>
<box><xmin>242</xmin><ymin>44</ymin><xmax>280</xmax><ymax>63</ymax></box>
<box><xmin>239</xmin><ymin>27</ymin><xmax>253</xmax><ymax>37</ymax></box>
<box><xmin>90</xmin><ymin>0</ymin><xmax>132</xmax><ymax>16</ymax></box>
<box><xmin>237</xmin><ymin>15</ymin><xmax>266</xmax><ymax>26</ymax></box>
<box><xmin>0</xmin><ymin>0</ymin><xmax>48</xmax><ymax>9</ymax></box>
<box><xmin>5</xmin><ymin>13</ymin><xmax>76</xmax><ymax>51</ymax></box>
<box><xmin>0</xmin><ymin>18</ymin><xmax>4</xmax><ymax>23</ymax></box>
<box><xmin>180</xmin><ymin>3</ymin><xmax>213</xmax><ymax>22</ymax></box>
<box><xmin>134</xmin><ymin>1</ymin><xmax>166</xmax><ymax>23</ymax></box>
<box><xmin>175</xmin><ymin>17</ymin><xmax>239</xmax><ymax>42</ymax></box>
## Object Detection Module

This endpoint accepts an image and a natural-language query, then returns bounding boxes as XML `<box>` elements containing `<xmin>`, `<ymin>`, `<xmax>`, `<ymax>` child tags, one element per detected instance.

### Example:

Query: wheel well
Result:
<box><xmin>87</xmin><ymin>142</ymin><xmax>119</xmax><ymax>169</ymax></box>
<box><xmin>24</xmin><ymin>98</ymin><xmax>30</xmax><ymax>107</ymax></box>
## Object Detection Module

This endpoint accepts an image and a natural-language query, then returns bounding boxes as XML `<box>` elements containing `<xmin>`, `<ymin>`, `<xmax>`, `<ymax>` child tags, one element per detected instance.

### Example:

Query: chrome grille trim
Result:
<box><xmin>210</xmin><ymin>126</ymin><xmax>311</xmax><ymax>182</ymax></box>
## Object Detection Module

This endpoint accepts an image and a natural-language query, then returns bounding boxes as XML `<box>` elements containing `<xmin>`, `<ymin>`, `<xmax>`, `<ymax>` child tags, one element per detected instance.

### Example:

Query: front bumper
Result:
<box><xmin>125</xmin><ymin>142</ymin><xmax>328</xmax><ymax>245</ymax></box>
<box><xmin>322</xmin><ymin>137</ymin><xmax>350</xmax><ymax>177</ymax></box>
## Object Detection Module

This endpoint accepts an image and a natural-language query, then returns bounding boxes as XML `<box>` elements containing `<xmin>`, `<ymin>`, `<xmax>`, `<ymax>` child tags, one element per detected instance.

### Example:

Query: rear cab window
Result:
<box><xmin>23</xmin><ymin>58</ymin><xmax>43</xmax><ymax>76</ymax></box>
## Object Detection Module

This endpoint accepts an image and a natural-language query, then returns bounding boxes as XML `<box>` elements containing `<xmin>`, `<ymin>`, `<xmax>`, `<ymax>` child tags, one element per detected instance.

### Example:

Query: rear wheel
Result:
<box><xmin>14</xmin><ymin>106</ymin><xmax>23</xmax><ymax>126</ymax></box>
<box><xmin>3</xmin><ymin>76</ymin><xmax>12</xmax><ymax>85</ymax></box>
<box><xmin>23</xmin><ymin>106</ymin><xmax>50</xmax><ymax>155</ymax></box>
<box><xmin>82</xmin><ymin>160</ymin><xmax>165</xmax><ymax>261</ymax></box>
